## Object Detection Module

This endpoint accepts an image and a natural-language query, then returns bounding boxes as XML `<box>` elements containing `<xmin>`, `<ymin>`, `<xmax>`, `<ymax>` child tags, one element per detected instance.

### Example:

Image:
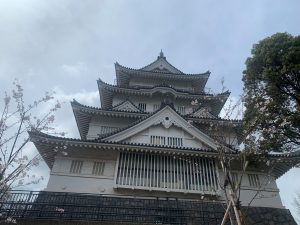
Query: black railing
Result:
<box><xmin>0</xmin><ymin>190</ymin><xmax>231</xmax><ymax>224</ymax></box>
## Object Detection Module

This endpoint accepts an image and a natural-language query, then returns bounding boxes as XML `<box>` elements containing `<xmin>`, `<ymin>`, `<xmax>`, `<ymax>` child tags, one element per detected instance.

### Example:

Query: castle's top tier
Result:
<box><xmin>115</xmin><ymin>51</ymin><xmax>210</xmax><ymax>93</ymax></box>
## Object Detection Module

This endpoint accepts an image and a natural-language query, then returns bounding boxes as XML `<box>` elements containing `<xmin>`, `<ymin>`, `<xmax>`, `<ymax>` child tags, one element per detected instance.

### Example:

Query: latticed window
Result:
<box><xmin>248</xmin><ymin>174</ymin><xmax>260</xmax><ymax>187</ymax></box>
<box><xmin>177</xmin><ymin>106</ymin><xmax>185</xmax><ymax>115</ymax></box>
<box><xmin>92</xmin><ymin>161</ymin><xmax>105</xmax><ymax>176</ymax></box>
<box><xmin>150</xmin><ymin>136</ymin><xmax>183</xmax><ymax>147</ymax></box>
<box><xmin>150</xmin><ymin>136</ymin><xmax>166</xmax><ymax>145</ymax></box>
<box><xmin>167</xmin><ymin>137</ymin><xmax>183</xmax><ymax>147</ymax></box>
<box><xmin>116</xmin><ymin>152</ymin><xmax>219</xmax><ymax>194</ymax></box>
<box><xmin>70</xmin><ymin>160</ymin><xmax>83</xmax><ymax>174</ymax></box>
<box><xmin>153</xmin><ymin>104</ymin><xmax>160</xmax><ymax>111</ymax></box>
<box><xmin>138</xmin><ymin>103</ymin><xmax>147</xmax><ymax>112</ymax></box>
<box><xmin>100</xmin><ymin>126</ymin><xmax>118</xmax><ymax>134</ymax></box>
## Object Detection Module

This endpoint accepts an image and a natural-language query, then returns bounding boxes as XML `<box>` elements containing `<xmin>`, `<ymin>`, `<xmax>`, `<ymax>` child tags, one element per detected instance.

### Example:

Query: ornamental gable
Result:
<box><xmin>113</xmin><ymin>100</ymin><xmax>141</xmax><ymax>112</ymax></box>
<box><xmin>192</xmin><ymin>107</ymin><xmax>216</xmax><ymax>118</ymax></box>
<box><xmin>123</xmin><ymin>125</ymin><xmax>211</xmax><ymax>149</ymax></box>
<box><xmin>102</xmin><ymin>106</ymin><xmax>219</xmax><ymax>151</ymax></box>
<box><xmin>141</xmin><ymin>51</ymin><xmax>183</xmax><ymax>74</ymax></box>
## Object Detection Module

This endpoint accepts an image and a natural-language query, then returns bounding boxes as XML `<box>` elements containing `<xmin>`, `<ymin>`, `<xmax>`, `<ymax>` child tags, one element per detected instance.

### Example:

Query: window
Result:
<box><xmin>177</xmin><ymin>106</ymin><xmax>185</xmax><ymax>115</ymax></box>
<box><xmin>92</xmin><ymin>161</ymin><xmax>105</xmax><ymax>176</ymax></box>
<box><xmin>248</xmin><ymin>174</ymin><xmax>260</xmax><ymax>187</ymax></box>
<box><xmin>138</xmin><ymin>103</ymin><xmax>147</xmax><ymax>112</ymax></box>
<box><xmin>116</xmin><ymin>152</ymin><xmax>219</xmax><ymax>193</ymax></box>
<box><xmin>150</xmin><ymin>136</ymin><xmax>166</xmax><ymax>145</ymax></box>
<box><xmin>153</xmin><ymin>104</ymin><xmax>160</xmax><ymax>111</ymax></box>
<box><xmin>150</xmin><ymin>136</ymin><xmax>183</xmax><ymax>147</ymax></box>
<box><xmin>100</xmin><ymin>126</ymin><xmax>118</xmax><ymax>134</ymax></box>
<box><xmin>70</xmin><ymin>160</ymin><xmax>83</xmax><ymax>174</ymax></box>
<box><xmin>167</xmin><ymin>137</ymin><xmax>183</xmax><ymax>147</ymax></box>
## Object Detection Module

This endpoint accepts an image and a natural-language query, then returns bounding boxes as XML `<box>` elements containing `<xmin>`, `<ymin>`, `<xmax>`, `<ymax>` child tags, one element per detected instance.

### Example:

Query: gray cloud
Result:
<box><xmin>0</xmin><ymin>0</ymin><xmax>299</xmax><ymax>220</ymax></box>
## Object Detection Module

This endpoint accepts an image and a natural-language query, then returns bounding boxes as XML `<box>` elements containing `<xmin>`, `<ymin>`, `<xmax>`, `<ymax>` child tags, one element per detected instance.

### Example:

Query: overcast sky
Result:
<box><xmin>0</xmin><ymin>0</ymin><xmax>300</xmax><ymax>222</ymax></box>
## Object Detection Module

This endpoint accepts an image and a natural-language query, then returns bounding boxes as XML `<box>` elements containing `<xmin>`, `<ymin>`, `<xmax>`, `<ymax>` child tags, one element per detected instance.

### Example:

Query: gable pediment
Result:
<box><xmin>103</xmin><ymin>106</ymin><xmax>219</xmax><ymax>150</ymax></box>
<box><xmin>113</xmin><ymin>100</ymin><xmax>141</xmax><ymax>112</ymax></box>
<box><xmin>141</xmin><ymin>54</ymin><xmax>183</xmax><ymax>74</ymax></box>
<box><xmin>192</xmin><ymin>107</ymin><xmax>216</xmax><ymax>118</ymax></box>
<box><xmin>123</xmin><ymin>125</ymin><xmax>211</xmax><ymax>149</ymax></box>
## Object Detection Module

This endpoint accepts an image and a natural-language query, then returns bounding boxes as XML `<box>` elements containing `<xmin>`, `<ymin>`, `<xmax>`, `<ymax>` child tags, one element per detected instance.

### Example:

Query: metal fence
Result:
<box><xmin>0</xmin><ymin>190</ymin><xmax>229</xmax><ymax>224</ymax></box>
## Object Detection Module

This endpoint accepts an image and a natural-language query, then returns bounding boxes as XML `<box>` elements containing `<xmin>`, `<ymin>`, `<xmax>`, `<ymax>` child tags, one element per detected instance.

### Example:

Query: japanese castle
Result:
<box><xmin>1</xmin><ymin>52</ymin><xmax>298</xmax><ymax>224</ymax></box>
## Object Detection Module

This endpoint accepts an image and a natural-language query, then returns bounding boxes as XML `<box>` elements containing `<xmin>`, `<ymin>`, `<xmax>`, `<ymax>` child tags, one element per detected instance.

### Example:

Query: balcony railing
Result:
<box><xmin>0</xmin><ymin>190</ymin><xmax>227</xmax><ymax>224</ymax></box>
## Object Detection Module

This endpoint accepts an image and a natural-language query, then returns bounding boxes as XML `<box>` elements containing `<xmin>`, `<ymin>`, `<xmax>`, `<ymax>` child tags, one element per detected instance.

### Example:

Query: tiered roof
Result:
<box><xmin>29</xmin><ymin>51</ymin><xmax>300</xmax><ymax>181</ymax></box>
<box><xmin>29</xmin><ymin>129</ymin><xmax>300</xmax><ymax>179</ymax></box>
<box><xmin>115</xmin><ymin>51</ymin><xmax>210</xmax><ymax>92</ymax></box>
<box><xmin>71</xmin><ymin>100</ymin><xmax>243</xmax><ymax>140</ymax></box>
<box><xmin>98</xmin><ymin>79</ymin><xmax>230</xmax><ymax>114</ymax></box>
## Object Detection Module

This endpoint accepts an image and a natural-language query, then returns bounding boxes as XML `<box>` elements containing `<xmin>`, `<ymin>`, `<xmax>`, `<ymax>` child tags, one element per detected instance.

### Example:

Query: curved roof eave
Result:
<box><xmin>115</xmin><ymin>62</ymin><xmax>210</xmax><ymax>78</ymax></box>
<box><xmin>28</xmin><ymin>129</ymin><xmax>300</xmax><ymax>172</ymax></box>
<box><xmin>98</xmin><ymin>79</ymin><xmax>229</xmax><ymax>99</ymax></box>
<box><xmin>28</xmin><ymin>130</ymin><xmax>226</xmax><ymax>169</ymax></box>
<box><xmin>98</xmin><ymin>79</ymin><xmax>230</xmax><ymax>114</ymax></box>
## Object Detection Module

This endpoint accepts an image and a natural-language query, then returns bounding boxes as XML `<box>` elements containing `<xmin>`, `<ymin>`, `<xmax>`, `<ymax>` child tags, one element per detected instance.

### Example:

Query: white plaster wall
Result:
<box><xmin>46</xmin><ymin>154</ymin><xmax>283</xmax><ymax>208</ymax></box>
<box><xmin>129</xmin><ymin>77</ymin><xmax>194</xmax><ymax>92</ymax></box>
<box><xmin>237</xmin><ymin>188</ymin><xmax>282</xmax><ymax>208</ymax></box>
<box><xmin>124</xmin><ymin>125</ymin><xmax>208</xmax><ymax>149</ymax></box>
<box><xmin>45</xmin><ymin>175</ymin><xmax>115</xmax><ymax>194</ymax></box>
<box><xmin>218</xmin><ymin>171</ymin><xmax>282</xmax><ymax>208</ymax></box>
<box><xmin>47</xmin><ymin>156</ymin><xmax>117</xmax><ymax>194</ymax></box>
<box><xmin>112</xmin><ymin>95</ymin><xmax>194</xmax><ymax>114</ymax></box>
<box><xmin>87</xmin><ymin>116</ymin><xmax>136</xmax><ymax>139</ymax></box>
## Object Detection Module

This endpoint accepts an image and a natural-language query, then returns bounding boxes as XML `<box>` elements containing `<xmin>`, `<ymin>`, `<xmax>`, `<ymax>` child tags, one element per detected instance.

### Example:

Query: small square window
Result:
<box><xmin>70</xmin><ymin>160</ymin><xmax>83</xmax><ymax>174</ymax></box>
<box><xmin>92</xmin><ymin>162</ymin><xmax>105</xmax><ymax>176</ymax></box>
<box><xmin>248</xmin><ymin>174</ymin><xmax>260</xmax><ymax>187</ymax></box>
<box><xmin>138</xmin><ymin>103</ymin><xmax>146</xmax><ymax>112</ymax></box>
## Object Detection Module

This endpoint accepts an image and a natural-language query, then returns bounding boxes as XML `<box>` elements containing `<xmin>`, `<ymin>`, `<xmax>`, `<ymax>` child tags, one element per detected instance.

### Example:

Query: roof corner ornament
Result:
<box><xmin>158</xmin><ymin>49</ymin><xmax>166</xmax><ymax>59</ymax></box>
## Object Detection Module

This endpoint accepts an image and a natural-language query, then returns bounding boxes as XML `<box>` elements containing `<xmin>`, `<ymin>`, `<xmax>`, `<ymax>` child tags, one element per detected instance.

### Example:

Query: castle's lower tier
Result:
<box><xmin>0</xmin><ymin>191</ymin><xmax>296</xmax><ymax>225</ymax></box>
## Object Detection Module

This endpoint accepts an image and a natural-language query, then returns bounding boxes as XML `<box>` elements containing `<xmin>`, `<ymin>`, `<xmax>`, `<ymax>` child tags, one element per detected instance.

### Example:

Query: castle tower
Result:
<box><xmin>3</xmin><ymin>52</ymin><xmax>298</xmax><ymax>225</ymax></box>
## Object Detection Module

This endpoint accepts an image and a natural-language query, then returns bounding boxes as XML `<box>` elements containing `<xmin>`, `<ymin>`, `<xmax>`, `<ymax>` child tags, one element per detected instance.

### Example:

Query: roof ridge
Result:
<box><xmin>98</xmin><ymin>79</ymin><xmax>229</xmax><ymax>97</ymax></box>
<box><xmin>115</xmin><ymin>62</ymin><xmax>210</xmax><ymax>76</ymax></box>
<box><xmin>185</xmin><ymin>115</ymin><xmax>243</xmax><ymax>123</ymax></box>
<box><xmin>112</xmin><ymin>99</ymin><xmax>142</xmax><ymax>112</ymax></box>
<box><xmin>29</xmin><ymin>130</ymin><xmax>300</xmax><ymax>158</ymax></box>
<box><xmin>28</xmin><ymin>129</ymin><xmax>222</xmax><ymax>154</ymax></box>
<box><xmin>140</xmin><ymin>55</ymin><xmax>184</xmax><ymax>74</ymax></box>
<box><xmin>71</xmin><ymin>99</ymin><xmax>149</xmax><ymax>115</ymax></box>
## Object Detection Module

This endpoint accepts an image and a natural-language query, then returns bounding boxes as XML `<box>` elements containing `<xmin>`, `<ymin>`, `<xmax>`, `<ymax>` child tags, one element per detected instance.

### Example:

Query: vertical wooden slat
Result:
<box><xmin>146</xmin><ymin>153</ymin><xmax>149</xmax><ymax>187</ymax></box>
<box><xmin>135</xmin><ymin>153</ymin><xmax>139</xmax><ymax>186</ymax></box>
<box><xmin>121</xmin><ymin>152</ymin><xmax>127</xmax><ymax>185</ymax></box>
<box><xmin>143</xmin><ymin>153</ymin><xmax>147</xmax><ymax>187</ymax></box>
<box><xmin>204</xmin><ymin>158</ymin><xmax>210</xmax><ymax>191</ymax></box>
<box><xmin>156</xmin><ymin>155</ymin><xmax>159</xmax><ymax>188</ymax></box>
<box><xmin>199</xmin><ymin>158</ymin><xmax>204</xmax><ymax>191</ymax></box>
<box><xmin>173</xmin><ymin>156</ymin><xmax>176</xmax><ymax>189</ymax></box>
<box><xmin>208</xmin><ymin>159</ymin><xmax>214</xmax><ymax>191</ymax></box>
<box><xmin>128</xmin><ymin>152</ymin><xmax>134</xmax><ymax>185</ymax></box>
<box><xmin>182</xmin><ymin>156</ymin><xmax>186</xmax><ymax>190</ymax></box>
<box><xmin>211</xmin><ymin>160</ymin><xmax>217</xmax><ymax>190</ymax></box>
<box><xmin>163</xmin><ymin>154</ymin><xmax>166</xmax><ymax>189</ymax></box>
<box><xmin>192</xmin><ymin>158</ymin><xmax>196</xmax><ymax>190</ymax></box>
<box><xmin>131</xmin><ymin>153</ymin><xmax>137</xmax><ymax>186</ymax></box>
<box><xmin>115</xmin><ymin>152</ymin><xmax>121</xmax><ymax>185</ymax></box>
<box><xmin>149</xmin><ymin>154</ymin><xmax>152</xmax><ymax>188</ymax></box>
<box><xmin>189</xmin><ymin>157</ymin><xmax>193</xmax><ymax>190</ymax></box>
<box><xmin>176</xmin><ymin>155</ymin><xmax>180</xmax><ymax>189</ymax></box>
<box><xmin>180</xmin><ymin>156</ymin><xmax>183</xmax><ymax>190</ymax></box>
